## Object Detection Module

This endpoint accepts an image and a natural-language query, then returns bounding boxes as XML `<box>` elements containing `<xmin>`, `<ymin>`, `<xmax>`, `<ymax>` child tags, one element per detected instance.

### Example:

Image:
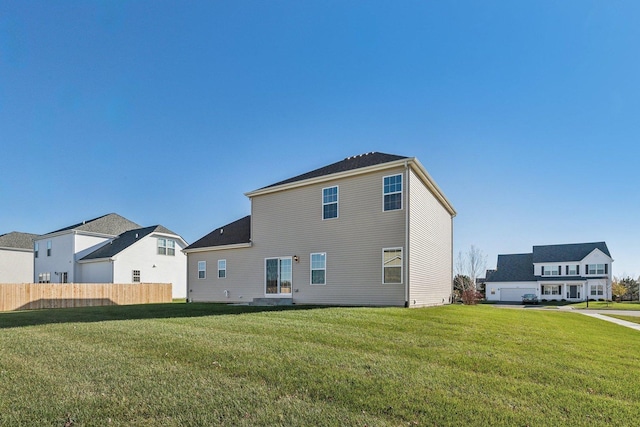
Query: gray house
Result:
<box><xmin>184</xmin><ymin>152</ymin><xmax>456</xmax><ymax>307</ymax></box>
<box><xmin>485</xmin><ymin>242</ymin><xmax>613</xmax><ymax>302</ymax></box>
<box><xmin>0</xmin><ymin>232</ymin><xmax>38</xmax><ymax>283</ymax></box>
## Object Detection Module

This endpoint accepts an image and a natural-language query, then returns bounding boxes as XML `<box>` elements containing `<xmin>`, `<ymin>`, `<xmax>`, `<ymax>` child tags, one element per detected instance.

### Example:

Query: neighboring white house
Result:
<box><xmin>0</xmin><ymin>232</ymin><xmax>38</xmax><ymax>283</ymax></box>
<box><xmin>184</xmin><ymin>152</ymin><xmax>457</xmax><ymax>307</ymax></box>
<box><xmin>34</xmin><ymin>213</ymin><xmax>188</xmax><ymax>298</ymax></box>
<box><xmin>485</xmin><ymin>242</ymin><xmax>613</xmax><ymax>302</ymax></box>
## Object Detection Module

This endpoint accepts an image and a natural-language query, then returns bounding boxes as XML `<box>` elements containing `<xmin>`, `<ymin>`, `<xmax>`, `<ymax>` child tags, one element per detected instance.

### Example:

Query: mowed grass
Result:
<box><xmin>1</xmin><ymin>304</ymin><xmax>640</xmax><ymax>426</ymax></box>
<box><xmin>569</xmin><ymin>301</ymin><xmax>640</xmax><ymax>310</ymax></box>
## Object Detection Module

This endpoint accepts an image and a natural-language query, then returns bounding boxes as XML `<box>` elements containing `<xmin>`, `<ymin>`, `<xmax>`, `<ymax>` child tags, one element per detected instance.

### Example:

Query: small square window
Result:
<box><xmin>132</xmin><ymin>270</ymin><xmax>141</xmax><ymax>283</ymax></box>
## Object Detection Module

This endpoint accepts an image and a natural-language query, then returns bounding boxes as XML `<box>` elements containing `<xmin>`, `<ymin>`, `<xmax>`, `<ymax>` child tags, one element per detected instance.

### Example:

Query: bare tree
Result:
<box><xmin>455</xmin><ymin>245</ymin><xmax>488</xmax><ymax>291</ymax></box>
<box><xmin>455</xmin><ymin>245</ymin><xmax>487</xmax><ymax>304</ymax></box>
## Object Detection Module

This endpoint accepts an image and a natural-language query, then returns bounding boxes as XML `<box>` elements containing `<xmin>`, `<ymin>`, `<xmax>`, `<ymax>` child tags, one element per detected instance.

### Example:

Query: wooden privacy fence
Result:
<box><xmin>0</xmin><ymin>283</ymin><xmax>172</xmax><ymax>312</ymax></box>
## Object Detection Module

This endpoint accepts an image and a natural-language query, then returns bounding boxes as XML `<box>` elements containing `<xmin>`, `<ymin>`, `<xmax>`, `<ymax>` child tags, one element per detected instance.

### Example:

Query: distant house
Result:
<box><xmin>33</xmin><ymin>213</ymin><xmax>188</xmax><ymax>298</ymax></box>
<box><xmin>485</xmin><ymin>242</ymin><xmax>613</xmax><ymax>302</ymax></box>
<box><xmin>184</xmin><ymin>152</ymin><xmax>456</xmax><ymax>307</ymax></box>
<box><xmin>0</xmin><ymin>232</ymin><xmax>38</xmax><ymax>283</ymax></box>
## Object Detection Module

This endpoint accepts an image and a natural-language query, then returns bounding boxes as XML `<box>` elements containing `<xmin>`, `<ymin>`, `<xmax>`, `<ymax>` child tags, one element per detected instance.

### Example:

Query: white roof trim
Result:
<box><xmin>183</xmin><ymin>242</ymin><xmax>252</xmax><ymax>254</ymax></box>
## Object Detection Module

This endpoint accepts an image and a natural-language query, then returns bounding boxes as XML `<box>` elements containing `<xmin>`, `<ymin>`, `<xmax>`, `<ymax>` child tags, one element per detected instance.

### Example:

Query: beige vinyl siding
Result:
<box><xmin>249</xmin><ymin>166</ymin><xmax>407</xmax><ymax>306</ymax></box>
<box><xmin>187</xmin><ymin>247</ymin><xmax>259</xmax><ymax>303</ymax></box>
<box><xmin>408</xmin><ymin>168</ymin><xmax>453</xmax><ymax>307</ymax></box>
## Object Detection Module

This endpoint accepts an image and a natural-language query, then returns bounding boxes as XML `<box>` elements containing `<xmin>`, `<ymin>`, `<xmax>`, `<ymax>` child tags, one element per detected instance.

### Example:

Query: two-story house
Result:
<box><xmin>0</xmin><ymin>232</ymin><xmax>38</xmax><ymax>283</ymax></box>
<box><xmin>184</xmin><ymin>152</ymin><xmax>456</xmax><ymax>307</ymax></box>
<box><xmin>34</xmin><ymin>213</ymin><xmax>188</xmax><ymax>298</ymax></box>
<box><xmin>484</xmin><ymin>242</ymin><xmax>613</xmax><ymax>302</ymax></box>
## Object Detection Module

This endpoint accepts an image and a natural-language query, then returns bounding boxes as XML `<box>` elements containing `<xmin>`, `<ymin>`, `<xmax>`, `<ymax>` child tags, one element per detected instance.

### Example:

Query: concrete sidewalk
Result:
<box><xmin>575</xmin><ymin>311</ymin><xmax>640</xmax><ymax>331</ymax></box>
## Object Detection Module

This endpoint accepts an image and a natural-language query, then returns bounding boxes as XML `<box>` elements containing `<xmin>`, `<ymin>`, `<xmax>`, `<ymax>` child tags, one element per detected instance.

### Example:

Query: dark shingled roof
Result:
<box><xmin>81</xmin><ymin>225</ymin><xmax>179</xmax><ymax>260</ymax></box>
<box><xmin>185</xmin><ymin>216</ymin><xmax>251</xmax><ymax>250</ymax></box>
<box><xmin>44</xmin><ymin>213</ymin><xmax>141</xmax><ymax>237</ymax></box>
<box><xmin>532</xmin><ymin>242</ymin><xmax>611</xmax><ymax>262</ymax></box>
<box><xmin>261</xmin><ymin>152</ymin><xmax>408</xmax><ymax>189</ymax></box>
<box><xmin>0</xmin><ymin>232</ymin><xmax>38</xmax><ymax>250</ymax></box>
<box><xmin>486</xmin><ymin>253</ymin><xmax>536</xmax><ymax>282</ymax></box>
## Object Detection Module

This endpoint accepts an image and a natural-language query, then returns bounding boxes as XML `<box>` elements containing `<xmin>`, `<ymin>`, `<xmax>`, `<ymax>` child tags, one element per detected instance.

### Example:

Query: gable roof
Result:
<box><xmin>532</xmin><ymin>242</ymin><xmax>611</xmax><ymax>263</ymax></box>
<box><xmin>42</xmin><ymin>213</ymin><xmax>141</xmax><ymax>237</ymax></box>
<box><xmin>0</xmin><ymin>232</ymin><xmax>38</xmax><ymax>250</ymax></box>
<box><xmin>184</xmin><ymin>216</ymin><xmax>251</xmax><ymax>251</ymax></box>
<box><xmin>261</xmin><ymin>152</ymin><xmax>409</xmax><ymax>189</ymax></box>
<box><xmin>80</xmin><ymin>225</ymin><xmax>181</xmax><ymax>260</ymax></box>
<box><xmin>486</xmin><ymin>253</ymin><xmax>535</xmax><ymax>282</ymax></box>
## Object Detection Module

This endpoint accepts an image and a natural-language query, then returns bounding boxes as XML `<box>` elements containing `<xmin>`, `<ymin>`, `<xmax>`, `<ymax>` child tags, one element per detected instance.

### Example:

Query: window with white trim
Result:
<box><xmin>568</xmin><ymin>265</ymin><xmax>578</xmax><ymax>275</ymax></box>
<box><xmin>47</xmin><ymin>241</ymin><xmax>52</xmax><ymax>256</ymax></box>
<box><xmin>132</xmin><ymin>270</ymin><xmax>141</xmax><ymax>283</ymax></box>
<box><xmin>542</xmin><ymin>266</ymin><xmax>559</xmax><ymax>276</ymax></box>
<box><xmin>310</xmin><ymin>253</ymin><xmax>326</xmax><ymax>285</ymax></box>
<box><xmin>218</xmin><ymin>259</ymin><xmax>226</xmax><ymax>278</ymax></box>
<box><xmin>590</xmin><ymin>284</ymin><xmax>604</xmax><ymax>296</ymax></box>
<box><xmin>383</xmin><ymin>174</ymin><xmax>403</xmax><ymax>211</ymax></box>
<box><xmin>198</xmin><ymin>261</ymin><xmax>206</xmax><ymax>279</ymax></box>
<box><xmin>158</xmin><ymin>238</ymin><xmax>176</xmax><ymax>256</ymax></box>
<box><xmin>322</xmin><ymin>186</ymin><xmax>338</xmax><ymax>220</ymax></box>
<box><xmin>588</xmin><ymin>264</ymin><xmax>605</xmax><ymax>275</ymax></box>
<box><xmin>38</xmin><ymin>272</ymin><xmax>51</xmax><ymax>283</ymax></box>
<box><xmin>34</xmin><ymin>242</ymin><xmax>39</xmax><ymax>258</ymax></box>
<box><xmin>383</xmin><ymin>248</ymin><xmax>403</xmax><ymax>284</ymax></box>
<box><xmin>542</xmin><ymin>285</ymin><xmax>561</xmax><ymax>295</ymax></box>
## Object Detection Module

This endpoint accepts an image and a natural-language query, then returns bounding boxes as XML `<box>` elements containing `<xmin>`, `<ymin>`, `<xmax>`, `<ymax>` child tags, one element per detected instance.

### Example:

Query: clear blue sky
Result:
<box><xmin>1</xmin><ymin>1</ymin><xmax>638</xmax><ymax>277</ymax></box>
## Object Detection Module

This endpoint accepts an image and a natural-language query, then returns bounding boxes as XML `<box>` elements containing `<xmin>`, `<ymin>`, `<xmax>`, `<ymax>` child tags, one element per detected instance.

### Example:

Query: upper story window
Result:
<box><xmin>588</xmin><ymin>264</ymin><xmax>606</xmax><ymax>275</ymax></box>
<box><xmin>218</xmin><ymin>259</ymin><xmax>227</xmax><ymax>278</ymax></box>
<box><xmin>47</xmin><ymin>241</ymin><xmax>52</xmax><ymax>256</ymax></box>
<box><xmin>568</xmin><ymin>265</ymin><xmax>578</xmax><ymax>275</ymax></box>
<box><xmin>198</xmin><ymin>261</ymin><xmax>206</xmax><ymax>279</ymax></box>
<box><xmin>383</xmin><ymin>174</ymin><xmax>403</xmax><ymax>211</ymax></box>
<box><xmin>157</xmin><ymin>238</ymin><xmax>176</xmax><ymax>256</ymax></box>
<box><xmin>383</xmin><ymin>248</ymin><xmax>403</xmax><ymax>284</ymax></box>
<box><xmin>322</xmin><ymin>186</ymin><xmax>338</xmax><ymax>220</ymax></box>
<box><xmin>541</xmin><ymin>265</ymin><xmax>559</xmax><ymax>276</ymax></box>
<box><xmin>311</xmin><ymin>252</ymin><xmax>326</xmax><ymax>285</ymax></box>
<box><xmin>34</xmin><ymin>242</ymin><xmax>39</xmax><ymax>258</ymax></box>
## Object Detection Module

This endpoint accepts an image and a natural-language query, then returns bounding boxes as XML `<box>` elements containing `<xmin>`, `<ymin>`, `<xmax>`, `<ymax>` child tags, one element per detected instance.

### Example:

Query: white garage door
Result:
<box><xmin>500</xmin><ymin>288</ymin><xmax>537</xmax><ymax>302</ymax></box>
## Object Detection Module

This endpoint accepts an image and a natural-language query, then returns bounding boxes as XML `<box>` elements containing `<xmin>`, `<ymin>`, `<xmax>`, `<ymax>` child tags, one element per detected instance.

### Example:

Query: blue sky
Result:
<box><xmin>1</xmin><ymin>1</ymin><xmax>638</xmax><ymax>277</ymax></box>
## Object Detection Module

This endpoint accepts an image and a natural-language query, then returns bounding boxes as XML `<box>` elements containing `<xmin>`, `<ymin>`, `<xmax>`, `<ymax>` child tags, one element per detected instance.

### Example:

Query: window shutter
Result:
<box><xmin>585</xmin><ymin>264</ymin><xmax>588</xmax><ymax>275</ymax></box>
<box><xmin>566</xmin><ymin>265</ymin><xmax>569</xmax><ymax>275</ymax></box>
<box><xmin>577</xmin><ymin>265</ymin><xmax>580</xmax><ymax>275</ymax></box>
<box><xmin>605</xmin><ymin>264</ymin><xmax>608</xmax><ymax>274</ymax></box>
<box><xmin>541</xmin><ymin>266</ymin><xmax>544</xmax><ymax>275</ymax></box>
<box><xmin>558</xmin><ymin>266</ymin><xmax>561</xmax><ymax>276</ymax></box>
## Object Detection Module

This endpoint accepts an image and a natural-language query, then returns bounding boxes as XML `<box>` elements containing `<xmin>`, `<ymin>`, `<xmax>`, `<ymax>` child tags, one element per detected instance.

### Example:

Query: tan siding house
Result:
<box><xmin>184</xmin><ymin>152</ymin><xmax>456</xmax><ymax>307</ymax></box>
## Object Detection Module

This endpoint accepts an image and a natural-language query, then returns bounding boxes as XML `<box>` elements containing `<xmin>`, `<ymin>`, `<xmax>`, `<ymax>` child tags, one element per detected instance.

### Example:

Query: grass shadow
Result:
<box><xmin>0</xmin><ymin>302</ymin><xmax>323</xmax><ymax>329</ymax></box>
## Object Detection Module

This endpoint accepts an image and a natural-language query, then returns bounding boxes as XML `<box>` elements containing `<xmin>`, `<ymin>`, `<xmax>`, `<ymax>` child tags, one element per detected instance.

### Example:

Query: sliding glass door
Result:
<box><xmin>265</xmin><ymin>257</ymin><xmax>292</xmax><ymax>295</ymax></box>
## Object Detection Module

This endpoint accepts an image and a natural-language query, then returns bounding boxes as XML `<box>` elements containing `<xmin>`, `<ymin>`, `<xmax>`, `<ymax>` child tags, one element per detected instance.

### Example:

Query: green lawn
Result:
<box><xmin>569</xmin><ymin>301</ymin><xmax>640</xmax><ymax>310</ymax></box>
<box><xmin>1</xmin><ymin>303</ymin><xmax>640</xmax><ymax>426</ymax></box>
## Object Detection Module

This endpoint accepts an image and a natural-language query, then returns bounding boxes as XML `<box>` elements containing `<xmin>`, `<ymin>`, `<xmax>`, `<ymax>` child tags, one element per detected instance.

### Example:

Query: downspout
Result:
<box><xmin>404</xmin><ymin>161</ymin><xmax>410</xmax><ymax>307</ymax></box>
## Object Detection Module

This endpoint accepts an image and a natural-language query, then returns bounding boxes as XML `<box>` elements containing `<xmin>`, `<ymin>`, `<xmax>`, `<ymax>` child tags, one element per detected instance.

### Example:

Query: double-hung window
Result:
<box><xmin>47</xmin><ymin>241</ymin><xmax>52</xmax><ymax>256</ymax></box>
<box><xmin>383</xmin><ymin>174</ymin><xmax>402</xmax><ymax>211</ymax></box>
<box><xmin>218</xmin><ymin>260</ymin><xmax>227</xmax><ymax>278</ymax></box>
<box><xmin>542</xmin><ymin>265</ymin><xmax>559</xmax><ymax>276</ymax></box>
<box><xmin>34</xmin><ymin>242</ymin><xmax>39</xmax><ymax>258</ymax></box>
<box><xmin>590</xmin><ymin>284</ymin><xmax>604</xmax><ymax>296</ymax></box>
<box><xmin>132</xmin><ymin>270</ymin><xmax>141</xmax><ymax>283</ymax></box>
<box><xmin>588</xmin><ymin>264</ymin><xmax>606</xmax><ymax>275</ymax></box>
<box><xmin>568</xmin><ymin>265</ymin><xmax>578</xmax><ymax>275</ymax></box>
<box><xmin>158</xmin><ymin>238</ymin><xmax>176</xmax><ymax>256</ymax></box>
<box><xmin>383</xmin><ymin>248</ymin><xmax>403</xmax><ymax>284</ymax></box>
<box><xmin>198</xmin><ymin>261</ymin><xmax>206</xmax><ymax>279</ymax></box>
<box><xmin>310</xmin><ymin>253</ymin><xmax>326</xmax><ymax>285</ymax></box>
<box><xmin>322</xmin><ymin>186</ymin><xmax>338</xmax><ymax>220</ymax></box>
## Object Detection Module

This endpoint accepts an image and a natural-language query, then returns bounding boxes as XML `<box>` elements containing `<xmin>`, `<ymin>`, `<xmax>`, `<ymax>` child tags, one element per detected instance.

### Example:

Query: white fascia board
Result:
<box><xmin>77</xmin><ymin>257</ymin><xmax>114</xmax><ymax>264</ymax></box>
<box><xmin>583</xmin><ymin>248</ymin><xmax>614</xmax><ymax>262</ymax></box>
<box><xmin>244</xmin><ymin>159</ymin><xmax>412</xmax><ymax>198</ymax></box>
<box><xmin>182</xmin><ymin>242</ymin><xmax>252</xmax><ymax>254</ymax></box>
<box><xmin>36</xmin><ymin>229</ymin><xmax>118</xmax><ymax>241</ymax></box>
